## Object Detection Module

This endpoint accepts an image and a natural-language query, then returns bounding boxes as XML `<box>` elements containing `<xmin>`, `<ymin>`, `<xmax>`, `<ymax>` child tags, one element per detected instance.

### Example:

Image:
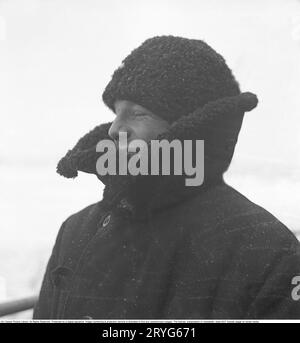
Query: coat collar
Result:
<box><xmin>57</xmin><ymin>92</ymin><xmax>258</xmax><ymax>220</ymax></box>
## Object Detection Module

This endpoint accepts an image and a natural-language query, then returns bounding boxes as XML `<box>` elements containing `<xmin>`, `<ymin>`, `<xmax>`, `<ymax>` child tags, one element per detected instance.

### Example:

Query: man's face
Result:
<box><xmin>108</xmin><ymin>100</ymin><xmax>170</xmax><ymax>146</ymax></box>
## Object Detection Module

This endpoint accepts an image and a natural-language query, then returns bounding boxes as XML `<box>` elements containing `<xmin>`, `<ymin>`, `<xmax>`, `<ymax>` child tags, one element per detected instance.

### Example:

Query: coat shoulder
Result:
<box><xmin>63</xmin><ymin>201</ymin><xmax>103</xmax><ymax>231</ymax></box>
<box><xmin>222</xmin><ymin>183</ymin><xmax>299</xmax><ymax>246</ymax></box>
<box><xmin>187</xmin><ymin>181</ymin><xmax>300</xmax><ymax>250</ymax></box>
<box><xmin>182</xmin><ymin>183</ymin><xmax>300</xmax><ymax>319</ymax></box>
<box><xmin>55</xmin><ymin>200</ymin><xmax>106</xmax><ymax>258</ymax></box>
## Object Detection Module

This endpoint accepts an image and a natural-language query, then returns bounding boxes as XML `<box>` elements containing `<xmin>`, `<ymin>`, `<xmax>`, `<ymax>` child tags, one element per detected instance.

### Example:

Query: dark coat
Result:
<box><xmin>33</xmin><ymin>93</ymin><xmax>300</xmax><ymax>319</ymax></box>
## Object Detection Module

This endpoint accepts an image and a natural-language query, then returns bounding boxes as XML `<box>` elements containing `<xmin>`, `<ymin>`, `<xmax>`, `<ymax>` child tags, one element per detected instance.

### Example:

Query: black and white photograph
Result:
<box><xmin>0</xmin><ymin>0</ymin><xmax>300</xmax><ymax>324</ymax></box>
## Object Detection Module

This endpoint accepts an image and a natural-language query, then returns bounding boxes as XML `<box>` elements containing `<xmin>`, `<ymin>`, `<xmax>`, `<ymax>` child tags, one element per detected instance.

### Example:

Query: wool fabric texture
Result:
<box><xmin>102</xmin><ymin>35</ymin><xmax>241</xmax><ymax>123</ymax></box>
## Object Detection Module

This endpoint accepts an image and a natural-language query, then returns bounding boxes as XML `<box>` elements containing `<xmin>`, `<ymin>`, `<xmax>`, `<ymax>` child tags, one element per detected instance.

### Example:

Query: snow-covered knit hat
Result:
<box><xmin>102</xmin><ymin>35</ymin><xmax>241</xmax><ymax>122</ymax></box>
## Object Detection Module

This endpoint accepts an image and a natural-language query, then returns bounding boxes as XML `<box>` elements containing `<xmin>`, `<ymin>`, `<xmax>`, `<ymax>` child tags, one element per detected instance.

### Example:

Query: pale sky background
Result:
<box><xmin>0</xmin><ymin>0</ymin><xmax>299</xmax><ymax>307</ymax></box>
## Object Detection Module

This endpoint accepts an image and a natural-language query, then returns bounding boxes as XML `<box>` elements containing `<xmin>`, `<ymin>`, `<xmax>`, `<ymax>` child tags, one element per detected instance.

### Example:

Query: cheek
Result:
<box><xmin>133</xmin><ymin>122</ymin><xmax>166</xmax><ymax>141</ymax></box>
<box><xmin>127</xmin><ymin>115</ymin><xmax>170</xmax><ymax>141</ymax></box>
<box><xmin>148</xmin><ymin>120</ymin><xmax>170</xmax><ymax>138</ymax></box>
<box><xmin>132</xmin><ymin>125</ymin><xmax>152</xmax><ymax>141</ymax></box>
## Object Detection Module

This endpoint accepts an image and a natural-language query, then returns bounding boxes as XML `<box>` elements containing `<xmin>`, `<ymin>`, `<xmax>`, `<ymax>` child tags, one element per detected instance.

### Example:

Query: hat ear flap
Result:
<box><xmin>161</xmin><ymin>92</ymin><xmax>258</xmax><ymax>141</ymax></box>
<box><xmin>157</xmin><ymin>92</ymin><xmax>258</xmax><ymax>178</ymax></box>
<box><xmin>191</xmin><ymin>92</ymin><xmax>258</xmax><ymax>122</ymax></box>
<box><xmin>56</xmin><ymin>122</ymin><xmax>113</xmax><ymax>178</ymax></box>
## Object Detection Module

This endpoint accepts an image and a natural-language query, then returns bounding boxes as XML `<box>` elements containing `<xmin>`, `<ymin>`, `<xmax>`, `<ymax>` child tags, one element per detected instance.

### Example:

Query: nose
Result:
<box><xmin>108</xmin><ymin>119</ymin><xmax>133</xmax><ymax>143</ymax></box>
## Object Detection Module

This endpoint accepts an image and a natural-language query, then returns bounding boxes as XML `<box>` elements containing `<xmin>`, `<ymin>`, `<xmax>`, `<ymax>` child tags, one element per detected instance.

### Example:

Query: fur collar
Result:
<box><xmin>57</xmin><ymin>92</ymin><xmax>258</xmax><ymax>220</ymax></box>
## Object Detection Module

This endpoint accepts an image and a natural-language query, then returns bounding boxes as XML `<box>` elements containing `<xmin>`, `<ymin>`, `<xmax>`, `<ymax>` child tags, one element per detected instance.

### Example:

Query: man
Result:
<box><xmin>33</xmin><ymin>35</ymin><xmax>300</xmax><ymax>319</ymax></box>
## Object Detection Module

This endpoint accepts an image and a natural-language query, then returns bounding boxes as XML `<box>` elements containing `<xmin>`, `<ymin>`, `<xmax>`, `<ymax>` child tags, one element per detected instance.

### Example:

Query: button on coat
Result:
<box><xmin>101</xmin><ymin>214</ymin><xmax>111</xmax><ymax>228</ymax></box>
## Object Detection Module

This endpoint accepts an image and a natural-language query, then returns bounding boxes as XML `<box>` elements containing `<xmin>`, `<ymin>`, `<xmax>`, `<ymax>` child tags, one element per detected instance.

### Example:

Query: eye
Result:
<box><xmin>132</xmin><ymin>111</ymin><xmax>149</xmax><ymax>118</ymax></box>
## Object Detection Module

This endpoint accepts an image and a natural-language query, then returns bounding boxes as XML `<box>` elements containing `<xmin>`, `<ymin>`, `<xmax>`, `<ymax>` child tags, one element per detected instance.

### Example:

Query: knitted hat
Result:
<box><xmin>102</xmin><ymin>35</ymin><xmax>241</xmax><ymax>122</ymax></box>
